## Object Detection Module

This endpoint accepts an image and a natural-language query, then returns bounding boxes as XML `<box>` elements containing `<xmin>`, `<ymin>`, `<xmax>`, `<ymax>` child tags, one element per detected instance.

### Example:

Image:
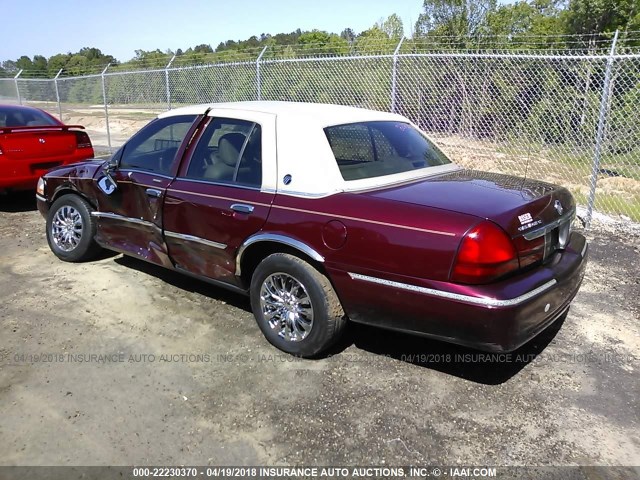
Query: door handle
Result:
<box><xmin>230</xmin><ymin>203</ymin><xmax>254</xmax><ymax>214</ymax></box>
<box><xmin>146</xmin><ymin>188</ymin><xmax>162</xmax><ymax>198</ymax></box>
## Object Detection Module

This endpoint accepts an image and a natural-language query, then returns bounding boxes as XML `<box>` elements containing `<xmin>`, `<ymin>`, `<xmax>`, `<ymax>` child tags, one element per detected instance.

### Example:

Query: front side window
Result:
<box><xmin>325</xmin><ymin>121</ymin><xmax>451</xmax><ymax>181</ymax></box>
<box><xmin>119</xmin><ymin>115</ymin><xmax>196</xmax><ymax>175</ymax></box>
<box><xmin>186</xmin><ymin>118</ymin><xmax>262</xmax><ymax>188</ymax></box>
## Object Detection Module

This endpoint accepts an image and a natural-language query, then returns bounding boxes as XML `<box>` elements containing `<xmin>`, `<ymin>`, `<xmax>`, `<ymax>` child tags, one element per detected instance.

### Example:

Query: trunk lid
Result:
<box><xmin>364</xmin><ymin>169</ymin><xmax>575</xmax><ymax>266</ymax></box>
<box><xmin>365</xmin><ymin>169</ymin><xmax>574</xmax><ymax>235</ymax></box>
<box><xmin>0</xmin><ymin>128</ymin><xmax>79</xmax><ymax>160</ymax></box>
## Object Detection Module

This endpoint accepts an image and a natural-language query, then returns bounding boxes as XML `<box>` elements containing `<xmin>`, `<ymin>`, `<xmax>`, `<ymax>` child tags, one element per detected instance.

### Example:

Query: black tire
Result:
<box><xmin>250</xmin><ymin>253</ymin><xmax>346</xmax><ymax>358</ymax></box>
<box><xmin>46</xmin><ymin>194</ymin><xmax>102</xmax><ymax>262</ymax></box>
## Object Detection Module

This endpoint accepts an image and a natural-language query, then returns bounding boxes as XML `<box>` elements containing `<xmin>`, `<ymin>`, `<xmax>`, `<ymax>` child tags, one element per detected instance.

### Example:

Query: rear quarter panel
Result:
<box><xmin>267</xmin><ymin>192</ymin><xmax>478</xmax><ymax>282</ymax></box>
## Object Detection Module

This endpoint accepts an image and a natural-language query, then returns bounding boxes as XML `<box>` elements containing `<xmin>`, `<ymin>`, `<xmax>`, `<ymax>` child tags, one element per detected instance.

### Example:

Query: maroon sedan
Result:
<box><xmin>35</xmin><ymin>102</ymin><xmax>587</xmax><ymax>357</ymax></box>
<box><xmin>0</xmin><ymin>104</ymin><xmax>94</xmax><ymax>192</ymax></box>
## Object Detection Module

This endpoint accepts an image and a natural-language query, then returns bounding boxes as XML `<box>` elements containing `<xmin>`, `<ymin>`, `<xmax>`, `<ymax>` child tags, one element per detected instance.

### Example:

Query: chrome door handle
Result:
<box><xmin>146</xmin><ymin>188</ymin><xmax>162</xmax><ymax>198</ymax></box>
<box><xmin>230</xmin><ymin>203</ymin><xmax>254</xmax><ymax>214</ymax></box>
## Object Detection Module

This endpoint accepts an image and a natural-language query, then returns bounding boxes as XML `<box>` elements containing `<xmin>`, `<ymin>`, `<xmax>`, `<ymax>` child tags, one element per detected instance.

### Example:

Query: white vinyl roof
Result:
<box><xmin>159</xmin><ymin>101</ymin><xmax>405</xmax><ymax>126</ymax></box>
<box><xmin>159</xmin><ymin>101</ymin><xmax>458</xmax><ymax>197</ymax></box>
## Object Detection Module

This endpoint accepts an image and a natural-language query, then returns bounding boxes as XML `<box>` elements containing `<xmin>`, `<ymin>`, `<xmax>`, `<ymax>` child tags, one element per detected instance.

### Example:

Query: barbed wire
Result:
<box><xmin>2</xmin><ymin>32</ymin><xmax>640</xmax><ymax>79</ymax></box>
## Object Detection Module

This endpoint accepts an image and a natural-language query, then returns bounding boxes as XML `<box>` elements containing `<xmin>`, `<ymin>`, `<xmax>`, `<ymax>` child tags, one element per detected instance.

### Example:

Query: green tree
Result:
<box><xmin>340</xmin><ymin>28</ymin><xmax>356</xmax><ymax>42</ymax></box>
<box><xmin>486</xmin><ymin>0</ymin><xmax>565</xmax><ymax>46</ymax></box>
<box><xmin>564</xmin><ymin>0</ymin><xmax>640</xmax><ymax>36</ymax></box>
<box><xmin>380</xmin><ymin>13</ymin><xmax>405</xmax><ymax>39</ymax></box>
<box><xmin>414</xmin><ymin>0</ymin><xmax>497</xmax><ymax>44</ymax></box>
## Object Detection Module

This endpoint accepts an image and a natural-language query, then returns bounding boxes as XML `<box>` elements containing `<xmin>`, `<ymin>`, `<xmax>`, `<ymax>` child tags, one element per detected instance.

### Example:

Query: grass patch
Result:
<box><xmin>574</xmin><ymin>192</ymin><xmax>640</xmax><ymax>222</ymax></box>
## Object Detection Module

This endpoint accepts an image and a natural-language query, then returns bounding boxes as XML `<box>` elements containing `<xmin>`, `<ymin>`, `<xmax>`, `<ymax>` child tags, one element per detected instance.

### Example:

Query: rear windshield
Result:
<box><xmin>0</xmin><ymin>106</ymin><xmax>58</xmax><ymax>127</ymax></box>
<box><xmin>324</xmin><ymin>121</ymin><xmax>450</xmax><ymax>181</ymax></box>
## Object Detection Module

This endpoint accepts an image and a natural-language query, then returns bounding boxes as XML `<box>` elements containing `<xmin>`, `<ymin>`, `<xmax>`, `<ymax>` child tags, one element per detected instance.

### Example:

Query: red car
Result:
<box><xmin>35</xmin><ymin>102</ymin><xmax>587</xmax><ymax>357</ymax></box>
<box><xmin>0</xmin><ymin>104</ymin><xmax>94</xmax><ymax>192</ymax></box>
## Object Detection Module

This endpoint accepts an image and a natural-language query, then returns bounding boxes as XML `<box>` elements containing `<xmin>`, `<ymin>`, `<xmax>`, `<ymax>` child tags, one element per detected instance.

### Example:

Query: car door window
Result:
<box><xmin>186</xmin><ymin>118</ymin><xmax>262</xmax><ymax>188</ymax></box>
<box><xmin>119</xmin><ymin>115</ymin><xmax>196</xmax><ymax>175</ymax></box>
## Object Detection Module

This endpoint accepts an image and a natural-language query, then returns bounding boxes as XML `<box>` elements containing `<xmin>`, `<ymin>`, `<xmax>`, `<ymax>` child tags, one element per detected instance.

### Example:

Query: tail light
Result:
<box><xmin>451</xmin><ymin>221</ymin><xmax>519</xmax><ymax>284</ymax></box>
<box><xmin>74</xmin><ymin>131</ymin><xmax>92</xmax><ymax>149</ymax></box>
<box><xmin>513</xmin><ymin>235</ymin><xmax>545</xmax><ymax>268</ymax></box>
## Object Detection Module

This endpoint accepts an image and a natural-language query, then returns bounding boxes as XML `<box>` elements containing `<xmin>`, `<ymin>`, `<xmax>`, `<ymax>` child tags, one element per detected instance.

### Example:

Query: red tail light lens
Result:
<box><xmin>513</xmin><ymin>235</ymin><xmax>545</xmax><ymax>269</ymax></box>
<box><xmin>451</xmin><ymin>221</ymin><xmax>519</xmax><ymax>284</ymax></box>
<box><xmin>74</xmin><ymin>131</ymin><xmax>92</xmax><ymax>149</ymax></box>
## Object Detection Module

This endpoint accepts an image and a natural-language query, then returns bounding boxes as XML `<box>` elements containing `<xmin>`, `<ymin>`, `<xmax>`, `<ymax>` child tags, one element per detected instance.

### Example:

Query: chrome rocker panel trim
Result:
<box><xmin>348</xmin><ymin>272</ymin><xmax>557</xmax><ymax>308</ymax></box>
<box><xmin>164</xmin><ymin>231</ymin><xmax>227</xmax><ymax>250</ymax></box>
<box><xmin>90</xmin><ymin>211</ymin><xmax>154</xmax><ymax>227</ymax></box>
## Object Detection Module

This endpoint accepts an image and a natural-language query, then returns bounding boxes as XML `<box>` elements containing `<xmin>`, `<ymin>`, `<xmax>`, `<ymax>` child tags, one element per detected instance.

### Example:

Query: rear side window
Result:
<box><xmin>325</xmin><ymin>121</ymin><xmax>450</xmax><ymax>181</ymax></box>
<box><xmin>185</xmin><ymin>118</ymin><xmax>262</xmax><ymax>188</ymax></box>
<box><xmin>0</xmin><ymin>106</ymin><xmax>58</xmax><ymax>127</ymax></box>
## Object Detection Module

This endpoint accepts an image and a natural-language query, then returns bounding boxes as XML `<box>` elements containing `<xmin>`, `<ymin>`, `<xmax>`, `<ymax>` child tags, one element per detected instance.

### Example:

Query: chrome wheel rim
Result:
<box><xmin>51</xmin><ymin>205</ymin><xmax>83</xmax><ymax>252</ymax></box>
<box><xmin>260</xmin><ymin>273</ymin><xmax>314</xmax><ymax>342</ymax></box>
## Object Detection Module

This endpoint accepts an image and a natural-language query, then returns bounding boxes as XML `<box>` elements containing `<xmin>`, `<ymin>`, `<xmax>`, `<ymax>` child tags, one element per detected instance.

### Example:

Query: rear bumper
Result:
<box><xmin>332</xmin><ymin>232</ymin><xmax>588</xmax><ymax>352</ymax></box>
<box><xmin>0</xmin><ymin>156</ymin><xmax>84</xmax><ymax>191</ymax></box>
<box><xmin>0</xmin><ymin>173</ymin><xmax>41</xmax><ymax>191</ymax></box>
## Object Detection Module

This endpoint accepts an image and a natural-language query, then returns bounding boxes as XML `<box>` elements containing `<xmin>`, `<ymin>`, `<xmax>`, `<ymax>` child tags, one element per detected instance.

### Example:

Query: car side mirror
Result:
<box><xmin>98</xmin><ymin>157</ymin><xmax>119</xmax><ymax>195</ymax></box>
<box><xmin>106</xmin><ymin>155</ymin><xmax>118</xmax><ymax>173</ymax></box>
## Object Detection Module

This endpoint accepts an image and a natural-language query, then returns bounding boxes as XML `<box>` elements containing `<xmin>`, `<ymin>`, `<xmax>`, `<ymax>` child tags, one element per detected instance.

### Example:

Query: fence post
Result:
<box><xmin>585</xmin><ymin>30</ymin><xmax>619</xmax><ymax>228</ymax></box>
<box><xmin>165</xmin><ymin>54</ymin><xmax>176</xmax><ymax>111</ymax></box>
<box><xmin>256</xmin><ymin>46</ymin><xmax>268</xmax><ymax>101</ymax></box>
<box><xmin>14</xmin><ymin>69</ymin><xmax>23</xmax><ymax>105</ymax></box>
<box><xmin>54</xmin><ymin>69</ymin><xmax>63</xmax><ymax>121</ymax></box>
<box><xmin>391</xmin><ymin>36</ymin><xmax>405</xmax><ymax>113</ymax></box>
<box><xmin>101</xmin><ymin>63</ymin><xmax>112</xmax><ymax>153</ymax></box>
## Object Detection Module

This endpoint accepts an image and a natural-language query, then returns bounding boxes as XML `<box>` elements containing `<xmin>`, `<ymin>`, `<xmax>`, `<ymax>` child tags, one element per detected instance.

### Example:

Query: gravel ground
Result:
<box><xmin>0</xmin><ymin>191</ymin><xmax>638</xmax><ymax>475</ymax></box>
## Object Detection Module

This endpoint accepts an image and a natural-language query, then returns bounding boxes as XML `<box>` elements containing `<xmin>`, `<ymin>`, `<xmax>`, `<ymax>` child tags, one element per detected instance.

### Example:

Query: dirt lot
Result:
<box><xmin>0</xmin><ymin>192</ymin><xmax>638</xmax><ymax>472</ymax></box>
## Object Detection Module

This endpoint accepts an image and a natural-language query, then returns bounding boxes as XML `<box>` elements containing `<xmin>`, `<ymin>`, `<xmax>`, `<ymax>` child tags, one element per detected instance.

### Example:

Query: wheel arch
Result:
<box><xmin>50</xmin><ymin>185</ymin><xmax>97</xmax><ymax>210</ymax></box>
<box><xmin>236</xmin><ymin>234</ymin><xmax>326</xmax><ymax>287</ymax></box>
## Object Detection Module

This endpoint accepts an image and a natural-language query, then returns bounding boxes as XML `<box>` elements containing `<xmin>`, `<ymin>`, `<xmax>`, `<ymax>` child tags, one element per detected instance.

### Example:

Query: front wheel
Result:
<box><xmin>250</xmin><ymin>253</ymin><xmax>346</xmax><ymax>357</ymax></box>
<box><xmin>46</xmin><ymin>194</ymin><xmax>102</xmax><ymax>262</ymax></box>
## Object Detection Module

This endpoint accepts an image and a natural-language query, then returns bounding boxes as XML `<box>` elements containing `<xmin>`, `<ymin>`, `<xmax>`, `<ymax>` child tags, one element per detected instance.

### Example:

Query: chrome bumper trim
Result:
<box><xmin>90</xmin><ymin>211</ymin><xmax>154</xmax><ymax>227</ymax></box>
<box><xmin>348</xmin><ymin>272</ymin><xmax>558</xmax><ymax>307</ymax></box>
<box><xmin>580</xmin><ymin>241</ymin><xmax>588</xmax><ymax>258</ymax></box>
<box><xmin>164</xmin><ymin>231</ymin><xmax>227</xmax><ymax>250</ymax></box>
<box><xmin>35</xmin><ymin>193</ymin><xmax>46</xmax><ymax>202</ymax></box>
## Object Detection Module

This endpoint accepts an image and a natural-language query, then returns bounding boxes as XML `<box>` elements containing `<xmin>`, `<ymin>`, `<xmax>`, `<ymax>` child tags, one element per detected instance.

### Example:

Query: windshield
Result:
<box><xmin>324</xmin><ymin>121</ymin><xmax>451</xmax><ymax>181</ymax></box>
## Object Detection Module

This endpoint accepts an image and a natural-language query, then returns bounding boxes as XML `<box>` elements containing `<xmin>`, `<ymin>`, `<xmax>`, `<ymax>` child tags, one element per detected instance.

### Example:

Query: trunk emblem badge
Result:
<box><xmin>554</xmin><ymin>200</ymin><xmax>564</xmax><ymax>215</ymax></box>
<box><xmin>39</xmin><ymin>138</ymin><xmax>46</xmax><ymax>144</ymax></box>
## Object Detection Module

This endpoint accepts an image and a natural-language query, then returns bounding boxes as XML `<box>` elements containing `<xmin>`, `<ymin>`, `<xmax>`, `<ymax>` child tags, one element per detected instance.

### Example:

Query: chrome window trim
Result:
<box><xmin>173</xmin><ymin>176</ymin><xmax>263</xmax><ymax>192</ymax></box>
<box><xmin>118</xmin><ymin>168</ymin><xmax>174</xmax><ymax>180</ymax></box>
<box><xmin>164</xmin><ymin>231</ymin><xmax>227</xmax><ymax>250</ymax></box>
<box><xmin>523</xmin><ymin>207</ymin><xmax>576</xmax><ymax>241</ymax></box>
<box><xmin>235</xmin><ymin>233</ymin><xmax>325</xmax><ymax>276</ymax></box>
<box><xmin>348</xmin><ymin>272</ymin><xmax>557</xmax><ymax>307</ymax></box>
<box><xmin>90</xmin><ymin>211</ymin><xmax>154</xmax><ymax>227</ymax></box>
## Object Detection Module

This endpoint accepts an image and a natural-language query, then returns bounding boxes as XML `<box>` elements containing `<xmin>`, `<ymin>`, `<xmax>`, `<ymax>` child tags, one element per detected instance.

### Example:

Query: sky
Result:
<box><xmin>0</xmin><ymin>0</ymin><xmax>425</xmax><ymax>62</ymax></box>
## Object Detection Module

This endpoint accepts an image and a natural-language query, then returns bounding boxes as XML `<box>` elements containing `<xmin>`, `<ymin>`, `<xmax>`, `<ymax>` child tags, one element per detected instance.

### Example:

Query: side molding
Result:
<box><xmin>235</xmin><ymin>233</ymin><xmax>325</xmax><ymax>276</ymax></box>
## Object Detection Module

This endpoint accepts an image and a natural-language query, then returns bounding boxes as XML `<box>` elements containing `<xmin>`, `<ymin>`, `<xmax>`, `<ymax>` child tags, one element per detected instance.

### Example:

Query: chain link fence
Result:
<box><xmin>1</xmin><ymin>38</ymin><xmax>639</xmax><ymax>227</ymax></box>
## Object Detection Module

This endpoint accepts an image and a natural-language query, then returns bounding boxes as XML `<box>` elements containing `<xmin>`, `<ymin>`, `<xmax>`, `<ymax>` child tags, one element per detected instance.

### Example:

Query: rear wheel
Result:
<box><xmin>250</xmin><ymin>253</ymin><xmax>346</xmax><ymax>357</ymax></box>
<box><xmin>46</xmin><ymin>194</ymin><xmax>102</xmax><ymax>262</ymax></box>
